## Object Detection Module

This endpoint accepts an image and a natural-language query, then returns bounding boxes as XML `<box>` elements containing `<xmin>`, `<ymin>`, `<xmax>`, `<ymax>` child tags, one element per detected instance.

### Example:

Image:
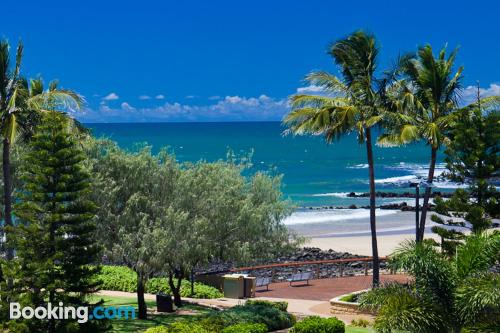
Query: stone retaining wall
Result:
<box><xmin>330</xmin><ymin>290</ymin><xmax>374</xmax><ymax>316</ymax></box>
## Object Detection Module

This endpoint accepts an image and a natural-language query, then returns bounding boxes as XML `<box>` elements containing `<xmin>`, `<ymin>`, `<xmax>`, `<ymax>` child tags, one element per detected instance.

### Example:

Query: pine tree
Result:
<box><xmin>431</xmin><ymin>85</ymin><xmax>500</xmax><ymax>255</ymax></box>
<box><xmin>10</xmin><ymin>111</ymin><xmax>107</xmax><ymax>332</ymax></box>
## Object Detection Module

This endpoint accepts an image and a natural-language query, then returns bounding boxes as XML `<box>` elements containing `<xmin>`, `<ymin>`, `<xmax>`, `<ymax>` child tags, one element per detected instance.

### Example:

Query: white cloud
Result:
<box><xmin>296</xmin><ymin>85</ymin><xmax>325</xmax><ymax>94</ymax></box>
<box><xmin>185</xmin><ymin>95</ymin><xmax>198</xmax><ymax>99</ymax></box>
<box><xmin>155</xmin><ymin>94</ymin><xmax>165</xmax><ymax>100</ymax></box>
<box><xmin>139</xmin><ymin>95</ymin><xmax>151</xmax><ymax>100</ymax></box>
<box><xmin>462</xmin><ymin>83</ymin><xmax>500</xmax><ymax>105</ymax></box>
<box><xmin>77</xmin><ymin>94</ymin><xmax>289</xmax><ymax>122</ymax></box>
<box><xmin>208</xmin><ymin>95</ymin><xmax>221</xmax><ymax>100</ymax></box>
<box><xmin>103</xmin><ymin>92</ymin><xmax>119</xmax><ymax>101</ymax></box>
<box><xmin>120</xmin><ymin>102</ymin><xmax>136</xmax><ymax>111</ymax></box>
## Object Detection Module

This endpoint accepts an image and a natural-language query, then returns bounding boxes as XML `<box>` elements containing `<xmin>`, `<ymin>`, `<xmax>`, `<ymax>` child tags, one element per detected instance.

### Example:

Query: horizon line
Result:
<box><xmin>83</xmin><ymin>120</ymin><xmax>284</xmax><ymax>125</ymax></box>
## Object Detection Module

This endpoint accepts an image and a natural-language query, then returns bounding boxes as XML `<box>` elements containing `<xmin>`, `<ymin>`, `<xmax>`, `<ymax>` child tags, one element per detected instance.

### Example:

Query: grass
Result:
<box><xmin>89</xmin><ymin>295</ymin><xmax>214</xmax><ymax>333</ymax></box>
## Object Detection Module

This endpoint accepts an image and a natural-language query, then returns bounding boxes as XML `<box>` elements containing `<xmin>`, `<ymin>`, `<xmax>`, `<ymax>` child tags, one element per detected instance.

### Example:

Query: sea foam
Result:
<box><xmin>283</xmin><ymin>208</ymin><xmax>398</xmax><ymax>225</ymax></box>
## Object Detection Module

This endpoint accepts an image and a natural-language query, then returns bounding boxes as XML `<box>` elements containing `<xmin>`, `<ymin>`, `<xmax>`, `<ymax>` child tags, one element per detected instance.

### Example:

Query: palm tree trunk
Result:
<box><xmin>418</xmin><ymin>147</ymin><xmax>437</xmax><ymax>242</ymax></box>
<box><xmin>365</xmin><ymin>128</ymin><xmax>380</xmax><ymax>287</ymax></box>
<box><xmin>2</xmin><ymin>138</ymin><xmax>13</xmax><ymax>263</ymax></box>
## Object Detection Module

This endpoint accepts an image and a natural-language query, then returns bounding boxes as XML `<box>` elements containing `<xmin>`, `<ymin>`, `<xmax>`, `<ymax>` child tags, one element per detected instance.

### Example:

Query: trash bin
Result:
<box><xmin>156</xmin><ymin>293</ymin><xmax>174</xmax><ymax>313</ymax></box>
<box><xmin>243</xmin><ymin>276</ymin><xmax>256</xmax><ymax>298</ymax></box>
<box><xmin>223</xmin><ymin>274</ymin><xmax>245</xmax><ymax>299</ymax></box>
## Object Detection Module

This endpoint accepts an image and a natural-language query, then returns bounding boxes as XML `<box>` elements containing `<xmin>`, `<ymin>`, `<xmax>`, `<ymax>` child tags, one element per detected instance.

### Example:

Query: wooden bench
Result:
<box><xmin>255</xmin><ymin>277</ymin><xmax>272</xmax><ymax>291</ymax></box>
<box><xmin>287</xmin><ymin>272</ymin><xmax>314</xmax><ymax>286</ymax></box>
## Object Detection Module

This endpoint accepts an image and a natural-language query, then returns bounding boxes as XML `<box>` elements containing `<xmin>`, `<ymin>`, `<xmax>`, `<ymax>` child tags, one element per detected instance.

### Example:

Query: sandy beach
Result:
<box><xmin>287</xmin><ymin>210</ymin><xmax>442</xmax><ymax>256</ymax></box>
<box><xmin>304</xmin><ymin>233</ymin><xmax>440</xmax><ymax>256</ymax></box>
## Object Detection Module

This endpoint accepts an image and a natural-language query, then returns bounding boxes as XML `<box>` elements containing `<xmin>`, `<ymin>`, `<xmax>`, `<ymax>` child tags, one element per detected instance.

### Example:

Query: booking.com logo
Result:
<box><xmin>10</xmin><ymin>302</ymin><xmax>136</xmax><ymax>323</ymax></box>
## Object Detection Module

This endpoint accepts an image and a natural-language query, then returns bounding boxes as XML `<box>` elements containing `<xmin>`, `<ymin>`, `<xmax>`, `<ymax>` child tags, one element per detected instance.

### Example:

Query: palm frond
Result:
<box><xmin>290</xmin><ymin>94</ymin><xmax>342</xmax><ymax>109</ymax></box>
<box><xmin>456</xmin><ymin>273</ymin><xmax>500</xmax><ymax>328</ymax></box>
<box><xmin>455</xmin><ymin>232</ymin><xmax>500</xmax><ymax>279</ymax></box>
<box><xmin>305</xmin><ymin>71</ymin><xmax>347</xmax><ymax>94</ymax></box>
<box><xmin>361</xmin><ymin>282</ymin><xmax>447</xmax><ymax>332</ymax></box>
<box><xmin>390</xmin><ymin>240</ymin><xmax>455</xmax><ymax>309</ymax></box>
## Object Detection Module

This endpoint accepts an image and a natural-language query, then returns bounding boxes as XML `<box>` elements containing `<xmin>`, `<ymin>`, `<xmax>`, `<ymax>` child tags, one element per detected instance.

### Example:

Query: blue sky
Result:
<box><xmin>3</xmin><ymin>0</ymin><xmax>500</xmax><ymax>122</ymax></box>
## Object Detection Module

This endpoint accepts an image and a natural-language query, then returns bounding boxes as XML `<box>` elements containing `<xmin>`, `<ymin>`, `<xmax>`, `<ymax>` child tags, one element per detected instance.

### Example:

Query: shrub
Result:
<box><xmin>165</xmin><ymin>322</ymin><xmax>208</xmax><ymax>333</ymax></box>
<box><xmin>221</xmin><ymin>323</ymin><xmax>267</xmax><ymax>333</ymax></box>
<box><xmin>97</xmin><ymin>266</ymin><xmax>136</xmax><ymax>292</ymax></box>
<box><xmin>245</xmin><ymin>300</ymin><xmax>288</xmax><ymax>312</ymax></box>
<box><xmin>339</xmin><ymin>293</ymin><xmax>357</xmax><ymax>303</ymax></box>
<box><xmin>218</xmin><ymin>303</ymin><xmax>295</xmax><ymax>331</ymax></box>
<box><xmin>291</xmin><ymin>316</ymin><xmax>345</xmax><ymax>333</ymax></box>
<box><xmin>96</xmin><ymin>266</ymin><xmax>223</xmax><ymax>298</ymax></box>
<box><xmin>144</xmin><ymin>326</ymin><xmax>168</xmax><ymax>333</ymax></box>
<box><xmin>350</xmin><ymin>318</ymin><xmax>370</xmax><ymax>327</ymax></box>
<box><xmin>199</xmin><ymin>316</ymin><xmax>226</xmax><ymax>332</ymax></box>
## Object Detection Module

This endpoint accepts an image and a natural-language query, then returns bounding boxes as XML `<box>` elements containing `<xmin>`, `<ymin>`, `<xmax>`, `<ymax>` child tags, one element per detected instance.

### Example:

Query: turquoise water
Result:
<box><xmin>88</xmin><ymin>122</ymin><xmax>454</xmax><ymax>211</ymax></box>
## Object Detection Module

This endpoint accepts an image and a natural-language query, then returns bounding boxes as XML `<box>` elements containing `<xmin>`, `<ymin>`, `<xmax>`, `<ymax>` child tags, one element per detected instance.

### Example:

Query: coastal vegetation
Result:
<box><xmin>0</xmin><ymin>26</ymin><xmax>499</xmax><ymax>333</ymax></box>
<box><xmin>96</xmin><ymin>266</ymin><xmax>223</xmax><ymax>299</ymax></box>
<box><xmin>378</xmin><ymin>45</ymin><xmax>464</xmax><ymax>241</ymax></box>
<box><xmin>0</xmin><ymin>40</ymin><xmax>82</xmax><ymax>267</ymax></box>
<box><xmin>6</xmin><ymin>111</ymin><xmax>107</xmax><ymax>333</ymax></box>
<box><xmin>87</xmin><ymin>140</ymin><xmax>297</xmax><ymax>318</ymax></box>
<box><xmin>431</xmin><ymin>92</ymin><xmax>500</xmax><ymax>253</ymax></box>
<box><xmin>290</xmin><ymin>316</ymin><xmax>345</xmax><ymax>333</ymax></box>
<box><xmin>284</xmin><ymin>31</ymin><xmax>391</xmax><ymax>287</ymax></box>
<box><xmin>360</xmin><ymin>232</ymin><xmax>500</xmax><ymax>332</ymax></box>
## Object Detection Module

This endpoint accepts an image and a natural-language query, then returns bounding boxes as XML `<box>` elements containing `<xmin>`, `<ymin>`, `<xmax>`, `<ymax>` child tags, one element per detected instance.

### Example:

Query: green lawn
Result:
<box><xmin>91</xmin><ymin>295</ymin><xmax>374</xmax><ymax>333</ymax></box>
<box><xmin>89</xmin><ymin>295</ymin><xmax>214</xmax><ymax>333</ymax></box>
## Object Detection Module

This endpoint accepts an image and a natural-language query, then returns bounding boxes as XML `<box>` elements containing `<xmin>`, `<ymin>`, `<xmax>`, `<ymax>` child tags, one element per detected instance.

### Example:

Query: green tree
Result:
<box><xmin>283</xmin><ymin>31</ymin><xmax>391</xmax><ymax>286</ymax></box>
<box><xmin>90</xmin><ymin>141</ymin><xmax>298</xmax><ymax>313</ymax></box>
<box><xmin>177</xmin><ymin>159</ymin><xmax>294</xmax><ymax>263</ymax></box>
<box><xmin>431</xmin><ymin>89</ymin><xmax>500</xmax><ymax>254</ymax></box>
<box><xmin>92</xmin><ymin>146</ymin><xmax>181</xmax><ymax>319</ymax></box>
<box><xmin>9</xmin><ymin>111</ymin><xmax>105</xmax><ymax>333</ymax></box>
<box><xmin>360</xmin><ymin>232</ymin><xmax>500</xmax><ymax>332</ymax></box>
<box><xmin>0</xmin><ymin>40</ymin><xmax>82</xmax><ymax>265</ymax></box>
<box><xmin>443</xmin><ymin>88</ymin><xmax>500</xmax><ymax>215</ymax></box>
<box><xmin>431</xmin><ymin>190</ymin><xmax>492</xmax><ymax>255</ymax></box>
<box><xmin>379</xmin><ymin>45</ymin><xmax>463</xmax><ymax>242</ymax></box>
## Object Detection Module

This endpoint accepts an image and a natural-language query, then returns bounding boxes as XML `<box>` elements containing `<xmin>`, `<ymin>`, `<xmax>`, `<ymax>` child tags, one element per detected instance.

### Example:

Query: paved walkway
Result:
<box><xmin>255</xmin><ymin>274</ymin><xmax>409</xmax><ymax>301</ymax></box>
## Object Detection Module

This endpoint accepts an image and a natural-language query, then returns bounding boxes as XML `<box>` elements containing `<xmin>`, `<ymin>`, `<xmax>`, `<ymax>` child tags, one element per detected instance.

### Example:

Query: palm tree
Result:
<box><xmin>379</xmin><ymin>45</ymin><xmax>463</xmax><ymax>242</ymax></box>
<box><xmin>360</xmin><ymin>232</ymin><xmax>500</xmax><ymax>332</ymax></box>
<box><xmin>283</xmin><ymin>31</ymin><xmax>391</xmax><ymax>287</ymax></box>
<box><xmin>0</xmin><ymin>40</ymin><xmax>82</xmax><ymax>263</ymax></box>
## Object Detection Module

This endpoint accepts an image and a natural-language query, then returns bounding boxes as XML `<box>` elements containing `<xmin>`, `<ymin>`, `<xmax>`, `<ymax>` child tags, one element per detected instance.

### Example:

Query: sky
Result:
<box><xmin>2</xmin><ymin>0</ymin><xmax>500</xmax><ymax>122</ymax></box>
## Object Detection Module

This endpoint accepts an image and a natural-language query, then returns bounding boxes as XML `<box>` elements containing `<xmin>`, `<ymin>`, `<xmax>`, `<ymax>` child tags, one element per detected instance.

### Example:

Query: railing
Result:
<box><xmin>230</xmin><ymin>257</ymin><xmax>390</xmax><ymax>281</ymax></box>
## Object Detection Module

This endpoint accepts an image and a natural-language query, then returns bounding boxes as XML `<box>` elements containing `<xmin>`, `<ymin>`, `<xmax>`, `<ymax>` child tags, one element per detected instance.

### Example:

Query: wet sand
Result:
<box><xmin>288</xmin><ymin>210</ymin><xmax>441</xmax><ymax>256</ymax></box>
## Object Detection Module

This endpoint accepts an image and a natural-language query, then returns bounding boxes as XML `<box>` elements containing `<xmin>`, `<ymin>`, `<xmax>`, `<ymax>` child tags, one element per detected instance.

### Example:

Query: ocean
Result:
<box><xmin>88</xmin><ymin>122</ymin><xmax>457</xmax><ymax>214</ymax></box>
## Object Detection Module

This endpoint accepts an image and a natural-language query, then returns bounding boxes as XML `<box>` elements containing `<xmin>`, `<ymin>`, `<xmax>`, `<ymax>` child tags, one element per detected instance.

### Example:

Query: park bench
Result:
<box><xmin>255</xmin><ymin>277</ymin><xmax>272</xmax><ymax>291</ymax></box>
<box><xmin>287</xmin><ymin>272</ymin><xmax>314</xmax><ymax>286</ymax></box>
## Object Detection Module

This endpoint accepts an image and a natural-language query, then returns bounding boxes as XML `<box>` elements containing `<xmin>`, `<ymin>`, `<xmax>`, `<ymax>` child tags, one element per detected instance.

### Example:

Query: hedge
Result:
<box><xmin>245</xmin><ymin>300</ymin><xmax>288</xmax><ymax>312</ymax></box>
<box><xmin>291</xmin><ymin>316</ymin><xmax>345</xmax><ymax>333</ymax></box>
<box><xmin>203</xmin><ymin>301</ymin><xmax>295</xmax><ymax>332</ymax></box>
<box><xmin>221</xmin><ymin>323</ymin><xmax>267</xmax><ymax>333</ymax></box>
<box><xmin>145</xmin><ymin>300</ymin><xmax>295</xmax><ymax>333</ymax></box>
<box><xmin>96</xmin><ymin>265</ymin><xmax>223</xmax><ymax>299</ymax></box>
<box><xmin>144</xmin><ymin>322</ymin><xmax>208</xmax><ymax>333</ymax></box>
